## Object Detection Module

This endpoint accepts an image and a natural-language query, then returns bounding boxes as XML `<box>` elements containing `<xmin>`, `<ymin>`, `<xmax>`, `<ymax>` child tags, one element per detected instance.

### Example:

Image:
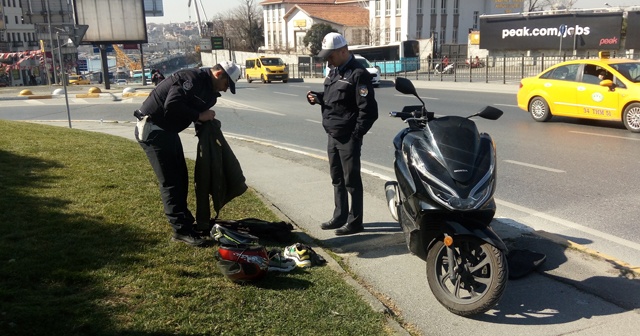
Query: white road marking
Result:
<box><xmin>274</xmin><ymin>92</ymin><xmax>297</xmax><ymax>96</ymax></box>
<box><xmin>394</xmin><ymin>94</ymin><xmax>438</xmax><ymax>100</ymax></box>
<box><xmin>217</xmin><ymin>98</ymin><xmax>285</xmax><ymax>116</ymax></box>
<box><xmin>305</xmin><ymin>119</ymin><xmax>321</xmax><ymax>124</ymax></box>
<box><xmin>504</xmin><ymin>160</ymin><xmax>565</xmax><ymax>173</ymax></box>
<box><xmin>494</xmin><ymin>103</ymin><xmax>518</xmax><ymax>108</ymax></box>
<box><xmin>288</xmin><ymin>85</ymin><xmax>311</xmax><ymax>88</ymax></box>
<box><xmin>570</xmin><ymin>130</ymin><xmax>640</xmax><ymax>141</ymax></box>
<box><xmin>24</xmin><ymin>100</ymin><xmax>47</xmax><ymax>105</ymax></box>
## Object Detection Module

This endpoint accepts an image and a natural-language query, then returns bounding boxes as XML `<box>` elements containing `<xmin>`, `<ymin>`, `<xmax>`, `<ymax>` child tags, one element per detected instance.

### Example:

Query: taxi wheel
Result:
<box><xmin>261</xmin><ymin>75</ymin><xmax>267</xmax><ymax>84</ymax></box>
<box><xmin>623</xmin><ymin>103</ymin><xmax>640</xmax><ymax>133</ymax></box>
<box><xmin>529</xmin><ymin>97</ymin><xmax>552</xmax><ymax>122</ymax></box>
<box><xmin>246</xmin><ymin>74</ymin><xmax>252</xmax><ymax>83</ymax></box>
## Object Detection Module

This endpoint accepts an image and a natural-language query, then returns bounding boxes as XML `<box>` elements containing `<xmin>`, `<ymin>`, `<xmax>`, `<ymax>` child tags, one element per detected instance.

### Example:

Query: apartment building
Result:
<box><xmin>1</xmin><ymin>0</ymin><xmax>39</xmax><ymax>52</ymax></box>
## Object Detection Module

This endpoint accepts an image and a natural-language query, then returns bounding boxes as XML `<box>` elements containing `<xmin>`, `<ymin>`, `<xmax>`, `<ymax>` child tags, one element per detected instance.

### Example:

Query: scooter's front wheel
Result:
<box><xmin>426</xmin><ymin>236</ymin><xmax>508</xmax><ymax>316</ymax></box>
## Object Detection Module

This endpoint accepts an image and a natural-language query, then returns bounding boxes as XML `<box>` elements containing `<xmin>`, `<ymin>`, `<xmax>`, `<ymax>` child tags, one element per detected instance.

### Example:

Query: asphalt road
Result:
<box><xmin>3</xmin><ymin>80</ymin><xmax>640</xmax><ymax>269</ymax></box>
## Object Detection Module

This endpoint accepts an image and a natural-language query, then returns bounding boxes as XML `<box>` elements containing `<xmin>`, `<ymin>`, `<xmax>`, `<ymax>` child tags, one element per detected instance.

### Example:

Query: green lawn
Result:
<box><xmin>0</xmin><ymin>120</ymin><xmax>392</xmax><ymax>335</ymax></box>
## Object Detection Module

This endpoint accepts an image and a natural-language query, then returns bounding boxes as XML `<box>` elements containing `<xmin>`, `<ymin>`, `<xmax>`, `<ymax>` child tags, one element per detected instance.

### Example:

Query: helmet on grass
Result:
<box><xmin>215</xmin><ymin>245</ymin><xmax>268</xmax><ymax>283</ymax></box>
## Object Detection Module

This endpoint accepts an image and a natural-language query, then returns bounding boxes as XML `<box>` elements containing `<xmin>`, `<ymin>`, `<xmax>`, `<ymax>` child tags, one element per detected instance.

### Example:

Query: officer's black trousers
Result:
<box><xmin>137</xmin><ymin>128</ymin><xmax>195</xmax><ymax>234</ymax></box>
<box><xmin>327</xmin><ymin>134</ymin><xmax>363</xmax><ymax>226</ymax></box>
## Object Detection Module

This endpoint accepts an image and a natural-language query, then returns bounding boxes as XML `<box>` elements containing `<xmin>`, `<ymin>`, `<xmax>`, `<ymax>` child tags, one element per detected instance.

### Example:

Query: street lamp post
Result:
<box><xmin>56</xmin><ymin>32</ymin><xmax>72</xmax><ymax>128</ymax></box>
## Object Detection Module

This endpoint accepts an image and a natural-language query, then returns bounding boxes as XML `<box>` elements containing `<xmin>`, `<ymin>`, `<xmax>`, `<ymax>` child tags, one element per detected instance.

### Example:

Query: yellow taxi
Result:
<box><xmin>517</xmin><ymin>52</ymin><xmax>640</xmax><ymax>132</ymax></box>
<box><xmin>68</xmin><ymin>75</ymin><xmax>90</xmax><ymax>85</ymax></box>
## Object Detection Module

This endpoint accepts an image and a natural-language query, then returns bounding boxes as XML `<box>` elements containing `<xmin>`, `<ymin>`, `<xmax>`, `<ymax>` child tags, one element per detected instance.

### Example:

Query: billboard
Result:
<box><xmin>75</xmin><ymin>0</ymin><xmax>148</xmax><ymax>44</ymax></box>
<box><xmin>479</xmin><ymin>12</ymin><xmax>623</xmax><ymax>50</ymax></box>
<box><xmin>626</xmin><ymin>11</ymin><xmax>640</xmax><ymax>50</ymax></box>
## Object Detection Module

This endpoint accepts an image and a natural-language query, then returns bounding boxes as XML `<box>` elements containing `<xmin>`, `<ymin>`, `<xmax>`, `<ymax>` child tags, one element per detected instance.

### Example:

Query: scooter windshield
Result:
<box><xmin>424</xmin><ymin>116</ymin><xmax>480</xmax><ymax>181</ymax></box>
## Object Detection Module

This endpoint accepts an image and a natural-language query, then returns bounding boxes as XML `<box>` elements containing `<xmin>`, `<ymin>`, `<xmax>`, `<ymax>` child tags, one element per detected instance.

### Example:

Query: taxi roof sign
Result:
<box><xmin>599</xmin><ymin>51</ymin><xmax>610</xmax><ymax>59</ymax></box>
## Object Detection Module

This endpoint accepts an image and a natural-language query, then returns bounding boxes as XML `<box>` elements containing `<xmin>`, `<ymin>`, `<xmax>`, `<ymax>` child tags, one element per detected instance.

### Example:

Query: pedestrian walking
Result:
<box><xmin>134</xmin><ymin>61</ymin><xmax>241</xmax><ymax>246</ymax></box>
<box><xmin>306</xmin><ymin>32</ymin><xmax>378</xmax><ymax>235</ymax></box>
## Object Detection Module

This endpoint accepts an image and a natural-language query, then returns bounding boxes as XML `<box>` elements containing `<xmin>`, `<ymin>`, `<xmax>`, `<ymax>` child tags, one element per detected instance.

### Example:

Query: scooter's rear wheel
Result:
<box><xmin>426</xmin><ymin>236</ymin><xmax>507</xmax><ymax>316</ymax></box>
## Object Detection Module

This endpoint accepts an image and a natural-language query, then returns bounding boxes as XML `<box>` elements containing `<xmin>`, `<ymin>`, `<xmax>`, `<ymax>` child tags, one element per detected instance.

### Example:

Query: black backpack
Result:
<box><xmin>210</xmin><ymin>218</ymin><xmax>294</xmax><ymax>243</ymax></box>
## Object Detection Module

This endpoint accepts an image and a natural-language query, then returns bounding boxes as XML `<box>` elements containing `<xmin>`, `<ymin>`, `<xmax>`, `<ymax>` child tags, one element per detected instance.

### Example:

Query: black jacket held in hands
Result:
<box><xmin>194</xmin><ymin>119</ymin><xmax>248</xmax><ymax>224</ymax></box>
<box><xmin>315</xmin><ymin>56</ymin><xmax>378</xmax><ymax>139</ymax></box>
<box><xmin>139</xmin><ymin>68</ymin><xmax>220</xmax><ymax>133</ymax></box>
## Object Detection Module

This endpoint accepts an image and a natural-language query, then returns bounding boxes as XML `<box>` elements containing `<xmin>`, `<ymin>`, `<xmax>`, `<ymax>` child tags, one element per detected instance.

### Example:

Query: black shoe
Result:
<box><xmin>335</xmin><ymin>223</ymin><xmax>364</xmax><ymax>236</ymax></box>
<box><xmin>171</xmin><ymin>232</ymin><xmax>205</xmax><ymax>246</ymax></box>
<box><xmin>321</xmin><ymin>219</ymin><xmax>345</xmax><ymax>230</ymax></box>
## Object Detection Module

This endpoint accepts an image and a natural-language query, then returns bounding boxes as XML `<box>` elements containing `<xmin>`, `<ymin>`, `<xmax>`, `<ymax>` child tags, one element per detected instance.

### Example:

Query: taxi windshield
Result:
<box><xmin>261</xmin><ymin>58</ymin><xmax>284</xmax><ymax>66</ymax></box>
<box><xmin>609</xmin><ymin>62</ymin><xmax>640</xmax><ymax>83</ymax></box>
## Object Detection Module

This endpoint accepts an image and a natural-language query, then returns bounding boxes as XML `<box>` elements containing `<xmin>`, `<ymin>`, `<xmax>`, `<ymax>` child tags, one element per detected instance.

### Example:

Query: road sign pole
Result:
<box><xmin>140</xmin><ymin>44</ymin><xmax>147</xmax><ymax>86</ymax></box>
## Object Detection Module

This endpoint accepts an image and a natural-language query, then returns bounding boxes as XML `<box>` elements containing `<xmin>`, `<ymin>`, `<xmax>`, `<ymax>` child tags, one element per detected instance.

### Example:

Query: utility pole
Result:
<box><xmin>45</xmin><ymin>0</ymin><xmax>57</xmax><ymax>85</ymax></box>
<box><xmin>188</xmin><ymin>0</ymin><xmax>204</xmax><ymax>37</ymax></box>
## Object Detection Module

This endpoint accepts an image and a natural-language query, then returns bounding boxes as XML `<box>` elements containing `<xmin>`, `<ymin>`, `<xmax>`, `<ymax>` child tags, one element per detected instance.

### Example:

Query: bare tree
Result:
<box><xmin>524</xmin><ymin>0</ymin><xmax>543</xmax><ymax>12</ymax></box>
<box><xmin>539</xmin><ymin>0</ymin><xmax>578</xmax><ymax>10</ymax></box>
<box><xmin>218</xmin><ymin>0</ymin><xmax>264</xmax><ymax>52</ymax></box>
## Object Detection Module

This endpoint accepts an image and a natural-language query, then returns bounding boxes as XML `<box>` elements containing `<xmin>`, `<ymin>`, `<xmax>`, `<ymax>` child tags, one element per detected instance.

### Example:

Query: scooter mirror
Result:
<box><xmin>395</xmin><ymin>77</ymin><xmax>417</xmax><ymax>96</ymax></box>
<box><xmin>477</xmin><ymin>106</ymin><xmax>504</xmax><ymax>120</ymax></box>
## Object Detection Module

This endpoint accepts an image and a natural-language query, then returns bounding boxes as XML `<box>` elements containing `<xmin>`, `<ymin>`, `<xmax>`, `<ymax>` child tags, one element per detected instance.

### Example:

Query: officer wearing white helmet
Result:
<box><xmin>134</xmin><ymin>61</ymin><xmax>241</xmax><ymax>246</ymax></box>
<box><xmin>306</xmin><ymin>32</ymin><xmax>378</xmax><ymax>236</ymax></box>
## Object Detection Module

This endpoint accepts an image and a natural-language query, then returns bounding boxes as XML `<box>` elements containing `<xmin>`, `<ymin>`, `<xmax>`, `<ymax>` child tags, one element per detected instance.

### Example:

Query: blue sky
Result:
<box><xmin>145</xmin><ymin>0</ymin><xmax>637</xmax><ymax>25</ymax></box>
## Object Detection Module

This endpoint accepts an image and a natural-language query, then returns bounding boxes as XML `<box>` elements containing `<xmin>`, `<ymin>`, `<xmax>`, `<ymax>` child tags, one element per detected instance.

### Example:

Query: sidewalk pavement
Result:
<box><xmin>26</xmin><ymin>117</ymin><xmax>640</xmax><ymax>335</ymax></box>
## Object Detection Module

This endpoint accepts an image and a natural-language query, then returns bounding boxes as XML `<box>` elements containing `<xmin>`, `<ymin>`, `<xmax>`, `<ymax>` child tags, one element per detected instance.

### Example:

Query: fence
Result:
<box><xmin>284</xmin><ymin>53</ymin><xmax>640</xmax><ymax>84</ymax></box>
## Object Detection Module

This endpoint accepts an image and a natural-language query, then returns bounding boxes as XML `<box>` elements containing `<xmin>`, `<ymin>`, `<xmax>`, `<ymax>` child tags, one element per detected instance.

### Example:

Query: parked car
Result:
<box><xmin>116</xmin><ymin>79</ymin><xmax>128</xmax><ymax>85</ymax></box>
<box><xmin>68</xmin><ymin>75</ymin><xmax>90</xmax><ymax>85</ymax></box>
<box><xmin>517</xmin><ymin>51</ymin><xmax>640</xmax><ymax>132</ymax></box>
<box><xmin>354</xmin><ymin>54</ymin><xmax>381</xmax><ymax>88</ymax></box>
<box><xmin>324</xmin><ymin>54</ymin><xmax>381</xmax><ymax>88</ymax></box>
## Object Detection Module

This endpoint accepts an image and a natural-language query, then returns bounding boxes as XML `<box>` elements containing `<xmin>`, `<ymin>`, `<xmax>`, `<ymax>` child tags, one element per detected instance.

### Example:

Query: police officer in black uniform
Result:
<box><xmin>307</xmin><ymin>32</ymin><xmax>378</xmax><ymax>235</ymax></box>
<box><xmin>135</xmin><ymin>61</ymin><xmax>241</xmax><ymax>246</ymax></box>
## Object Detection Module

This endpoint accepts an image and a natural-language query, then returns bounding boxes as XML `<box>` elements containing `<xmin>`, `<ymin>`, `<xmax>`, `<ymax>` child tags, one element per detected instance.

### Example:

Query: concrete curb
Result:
<box><xmin>534</xmin><ymin>230</ymin><xmax>640</xmax><ymax>278</ymax></box>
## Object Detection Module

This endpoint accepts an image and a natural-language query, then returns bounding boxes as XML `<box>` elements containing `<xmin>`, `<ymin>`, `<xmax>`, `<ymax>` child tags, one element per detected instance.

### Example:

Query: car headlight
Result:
<box><xmin>265</xmin><ymin>68</ymin><xmax>272</xmax><ymax>73</ymax></box>
<box><xmin>410</xmin><ymin>145</ymin><xmax>494</xmax><ymax>211</ymax></box>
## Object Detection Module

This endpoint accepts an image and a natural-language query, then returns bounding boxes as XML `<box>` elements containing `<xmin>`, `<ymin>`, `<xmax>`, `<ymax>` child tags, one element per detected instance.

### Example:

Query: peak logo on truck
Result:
<box><xmin>502</xmin><ymin>24</ymin><xmax>590</xmax><ymax>39</ymax></box>
<box><xmin>480</xmin><ymin>13</ymin><xmax>623</xmax><ymax>50</ymax></box>
<box><xmin>599</xmin><ymin>36</ymin><xmax>618</xmax><ymax>46</ymax></box>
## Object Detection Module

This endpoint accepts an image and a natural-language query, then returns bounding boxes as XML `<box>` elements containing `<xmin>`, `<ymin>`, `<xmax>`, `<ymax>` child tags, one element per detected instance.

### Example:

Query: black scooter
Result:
<box><xmin>384</xmin><ymin>77</ymin><xmax>508</xmax><ymax>316</ymax></box>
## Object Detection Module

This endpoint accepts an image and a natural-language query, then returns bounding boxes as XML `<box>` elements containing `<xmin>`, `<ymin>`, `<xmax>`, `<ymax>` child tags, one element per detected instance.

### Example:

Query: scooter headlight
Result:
<box><xmin>410</xmin><ymin>145</ymin><xmax>494</xmax><ymax>211</ymax></box>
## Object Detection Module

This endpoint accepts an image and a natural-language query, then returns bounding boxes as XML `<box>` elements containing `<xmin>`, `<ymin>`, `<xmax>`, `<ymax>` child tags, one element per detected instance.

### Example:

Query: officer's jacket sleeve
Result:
<box><xmin>353</xmin><ymin>69</ymin><xmax>378</xmax><ymax>138</ymax></box>
<box><xmin>163</xmin><ymin>74</ymin><xmax>202</xmax><ymax>124</ymax></box>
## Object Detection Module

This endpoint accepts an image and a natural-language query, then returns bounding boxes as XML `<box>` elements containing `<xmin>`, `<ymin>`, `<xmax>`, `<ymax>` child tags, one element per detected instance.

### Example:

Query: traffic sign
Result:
<box><xmin>93</xmin><ymin>44</ymin><xmax>114</xmax><ymax>53</ymax></box>
<box><xmin>212</xmin><ymin>36</ymin><xmax>224</xmax><ymax>50</ymax></box>
<box><xmin>77</xmin><ymin>59</ymin><xmax>88</xmax><ymax>72</ymax></box>
<box><xmin>200</xmin><ymin>38</ymin><xmax>212</xmax><ymax>51</ymax></box>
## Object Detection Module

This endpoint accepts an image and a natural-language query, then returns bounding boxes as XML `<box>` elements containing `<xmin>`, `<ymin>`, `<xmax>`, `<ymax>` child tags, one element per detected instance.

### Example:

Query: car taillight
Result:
<box><xmin>519</xmin><ymin>82</ymin><xmax>523</xmax><ymax>89</ymax></box>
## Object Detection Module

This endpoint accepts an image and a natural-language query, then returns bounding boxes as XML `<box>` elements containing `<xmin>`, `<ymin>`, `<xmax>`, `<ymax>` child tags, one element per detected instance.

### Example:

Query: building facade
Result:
<box><xmin>370</xmin><ymin>0</ymin><xmax>523</xmax><ymax>49</ymax></box>
<box><xmin>1</xmin><ymin>0</ymin><xmax>39</xmax><ymax>52</ymax></box>
<box><xmin>260</xmin><ymin>0</ymin><xmax>362</xmax><ymax>52</ymax></box>
<box><xmin>259</xmin><ymin>0</ymin><xmax>524</xmax><ymax>53</ymax></box>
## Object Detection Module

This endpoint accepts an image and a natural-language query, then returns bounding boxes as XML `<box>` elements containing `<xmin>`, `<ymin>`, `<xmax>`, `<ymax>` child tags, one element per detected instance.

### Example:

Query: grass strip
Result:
<box><xmin>0</xmin><ymin>120</ymin><xmax>390</xmax><ymax>335</ymax></box>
